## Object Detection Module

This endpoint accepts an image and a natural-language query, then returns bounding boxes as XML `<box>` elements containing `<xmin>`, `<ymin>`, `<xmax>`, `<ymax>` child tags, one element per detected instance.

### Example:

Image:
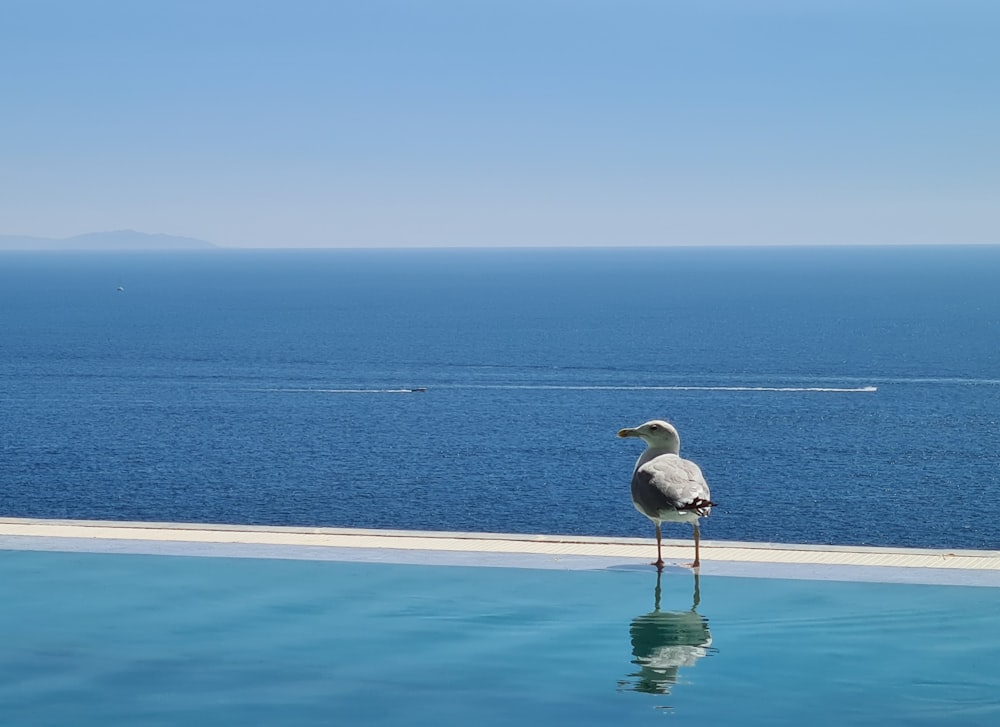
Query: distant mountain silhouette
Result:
<box><xmin>0</xmin><ymin>230</ymin><xmax>216</xmax><ymax>250</ymax></box>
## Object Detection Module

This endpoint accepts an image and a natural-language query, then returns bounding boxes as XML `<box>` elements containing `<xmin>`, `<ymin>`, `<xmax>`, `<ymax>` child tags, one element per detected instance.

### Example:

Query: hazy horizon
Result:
<box><xmin>3</xmin><ymin>1</ymin><xmax>998</xmax><ymax>249</ymax></box>
<box><xmin>3</xmin><ymin>229</ymin><xmax>1000</xmax><ymax>251</ymax></box>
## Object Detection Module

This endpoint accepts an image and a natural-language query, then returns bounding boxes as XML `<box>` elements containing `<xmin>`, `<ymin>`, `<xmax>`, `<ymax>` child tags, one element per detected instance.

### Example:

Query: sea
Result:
<box><xmin>1</xmin><ymin>245</ymin><xmax>998</xmax><ymax>550</ymax></box>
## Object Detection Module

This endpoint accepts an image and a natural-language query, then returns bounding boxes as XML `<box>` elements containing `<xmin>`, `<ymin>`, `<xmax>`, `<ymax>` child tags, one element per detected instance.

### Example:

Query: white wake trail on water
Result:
<box><xmin>249</xmin><ymin>384</ymin><xmax>878</xmax><ymax>394</ymax></box>
<box><xmin>245</xmin><ymin>383</ymin><xmax>879</xmax><ymax>394</ymax></box>
<box><xmin>455</xmin><ymin>384</ymin><xmax>878</xmax><ymax>393</ymax></box>
<box><xmin>248</xmin><ymin>387</ymin><xmax>426</xmax><ymax>394</ymax></box>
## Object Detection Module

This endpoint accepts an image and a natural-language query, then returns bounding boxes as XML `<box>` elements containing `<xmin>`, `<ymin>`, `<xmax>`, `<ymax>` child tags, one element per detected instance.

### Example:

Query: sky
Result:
<box><xmin>2</xmin><ymin>0</ymin><xmax>998</xmax><ymax>248</ymax></box>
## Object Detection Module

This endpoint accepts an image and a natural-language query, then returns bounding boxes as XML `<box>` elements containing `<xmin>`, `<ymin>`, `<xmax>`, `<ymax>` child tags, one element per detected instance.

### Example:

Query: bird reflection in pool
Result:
<box><xmin>618</xmin><ymin>569</ymin><xmax>715</xmax><ymax>700</ymax></box>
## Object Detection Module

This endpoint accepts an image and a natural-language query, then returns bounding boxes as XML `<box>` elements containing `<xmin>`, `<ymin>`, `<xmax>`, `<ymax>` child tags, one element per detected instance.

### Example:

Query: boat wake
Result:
<box><xmin>246</xmin><ymin>384</ymin><xmax>878</xmax><ymax>394</ymax></box>
<box><xmin>248</xmin><ymin>387</ymin><xmax>428</xmax><ymax>394</ymax></box>
<box><xmin>458</xmin><ymin>384</ymin><xmax>878</xmax><ymax>393</ymax></box>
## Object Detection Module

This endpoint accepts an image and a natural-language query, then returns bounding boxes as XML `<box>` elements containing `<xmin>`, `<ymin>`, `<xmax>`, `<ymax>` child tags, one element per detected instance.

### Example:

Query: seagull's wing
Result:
<box><xmin>631</xmin><ymin>454</ymin><xmax>713</xmax><ymax>519</ymax></box>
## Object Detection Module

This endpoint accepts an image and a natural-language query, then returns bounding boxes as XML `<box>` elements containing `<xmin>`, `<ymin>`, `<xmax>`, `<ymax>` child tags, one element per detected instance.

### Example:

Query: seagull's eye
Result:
<box><xmin>649</xmin><ymin>424</ymin><xmax>659</xmax><ymax>431</ymax></box>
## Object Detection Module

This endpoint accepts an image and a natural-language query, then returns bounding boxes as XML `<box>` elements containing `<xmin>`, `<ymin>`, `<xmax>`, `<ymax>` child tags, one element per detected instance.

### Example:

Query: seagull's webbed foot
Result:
<box><xmin>653</xmin><ymin>559</ymin><xmax>665</xmax><ymax>572</ymax></box>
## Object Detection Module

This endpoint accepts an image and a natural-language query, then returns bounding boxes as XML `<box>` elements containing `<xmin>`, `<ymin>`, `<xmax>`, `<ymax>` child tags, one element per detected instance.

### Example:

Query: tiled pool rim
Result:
<box><xmin>2</xmin><ymin>516</ymin><xmax>999</xmax><ymax>587</ymax></box>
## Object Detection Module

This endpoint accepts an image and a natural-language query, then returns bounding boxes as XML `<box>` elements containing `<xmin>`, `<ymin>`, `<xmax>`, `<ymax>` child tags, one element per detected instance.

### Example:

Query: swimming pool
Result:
<box><xmin>2</xmin><ymin>548</ymin><xmax>998</xmax><ymax>726</ymax></box>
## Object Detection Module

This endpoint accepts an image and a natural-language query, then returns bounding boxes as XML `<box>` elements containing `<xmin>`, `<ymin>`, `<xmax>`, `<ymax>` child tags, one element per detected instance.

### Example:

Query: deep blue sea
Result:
<box><xmin>1</xmin><ymin>246</ymin><xmax>998</xmax><ymax>549</ymax></box>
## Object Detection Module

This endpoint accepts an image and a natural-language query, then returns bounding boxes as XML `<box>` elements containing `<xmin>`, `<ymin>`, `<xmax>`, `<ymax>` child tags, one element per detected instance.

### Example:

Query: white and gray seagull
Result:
<box><xmin>618</xmin><ymin>420</ymin><xmax>715</xmax><ymax>570</ymax></box>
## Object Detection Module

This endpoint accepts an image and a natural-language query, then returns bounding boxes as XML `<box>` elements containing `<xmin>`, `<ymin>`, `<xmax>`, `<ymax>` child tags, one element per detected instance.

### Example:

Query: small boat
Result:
<box><xmin>409</xmin><ymin>387</ymin><xmax>428</xmax><ymax>393</ymax></box>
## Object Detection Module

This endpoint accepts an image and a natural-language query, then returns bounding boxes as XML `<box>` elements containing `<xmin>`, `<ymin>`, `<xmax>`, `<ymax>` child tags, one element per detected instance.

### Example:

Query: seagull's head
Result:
<box><xmin>617</xmin><ymin>419</ymin><xmax>681</xmax><ymax>453</ymax></box>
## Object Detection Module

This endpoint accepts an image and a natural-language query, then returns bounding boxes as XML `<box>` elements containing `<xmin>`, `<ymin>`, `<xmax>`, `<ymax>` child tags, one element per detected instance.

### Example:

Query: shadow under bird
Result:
<box><xmin>618</xmin><ymin>420</ymin><xmax>716</xmax><ymax>570</ymax></box>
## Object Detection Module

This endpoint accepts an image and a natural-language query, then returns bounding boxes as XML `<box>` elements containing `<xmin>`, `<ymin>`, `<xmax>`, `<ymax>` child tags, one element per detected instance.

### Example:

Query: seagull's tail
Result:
<box><xmin>679</xmin><ymin>498</ymin><xmax>717</xmax><ymax>517</ymax></box>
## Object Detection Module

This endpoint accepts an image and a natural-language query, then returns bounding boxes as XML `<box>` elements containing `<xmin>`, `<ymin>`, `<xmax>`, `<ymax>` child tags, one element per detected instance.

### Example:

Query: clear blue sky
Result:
<box><xmin>2</xmin><ymin>0</ymin><xmax>997</xmax><ymax>247</ymax></box>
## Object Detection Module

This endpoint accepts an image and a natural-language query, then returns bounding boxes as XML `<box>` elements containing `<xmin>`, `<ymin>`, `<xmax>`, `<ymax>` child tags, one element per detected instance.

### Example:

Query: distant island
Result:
<box><xmin>0</xmin><ymin>230</ymin><xmax>216</xmax><ymax>251</ymax></box>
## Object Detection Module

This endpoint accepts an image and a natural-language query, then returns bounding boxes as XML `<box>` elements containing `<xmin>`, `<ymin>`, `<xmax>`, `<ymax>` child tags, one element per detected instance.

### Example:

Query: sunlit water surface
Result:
<box><xmin>3</xmin><ymin>247</ymin><xmax>1000</xmax><ymax>550</ymax></box>
<box><xmin>1</xmin><ymin>550</ymin><xmax>998</xmax><ymax>726</ymax></box>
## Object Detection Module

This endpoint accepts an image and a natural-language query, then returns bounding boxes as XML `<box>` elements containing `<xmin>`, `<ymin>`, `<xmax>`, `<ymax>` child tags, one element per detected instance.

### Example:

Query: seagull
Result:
<box><xmin>618</xmin><ymin>420</ymin><xmax>715</xmax><ymax>570</ymax></box>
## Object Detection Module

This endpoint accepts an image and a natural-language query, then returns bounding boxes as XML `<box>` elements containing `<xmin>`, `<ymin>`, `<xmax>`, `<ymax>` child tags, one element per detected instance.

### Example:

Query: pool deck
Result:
<box><xmin>2</xmin><ymin>516</ymin><xmax>1000</xmax><ymax>587</ymax></box>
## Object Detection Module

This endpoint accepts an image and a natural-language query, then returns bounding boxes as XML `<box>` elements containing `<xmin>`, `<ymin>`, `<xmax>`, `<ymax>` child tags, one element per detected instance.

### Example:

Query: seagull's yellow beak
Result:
<box><xmin>617</xmin><ymin>428</ymin><xmax>637</xmax><ymax>438</ymax></box>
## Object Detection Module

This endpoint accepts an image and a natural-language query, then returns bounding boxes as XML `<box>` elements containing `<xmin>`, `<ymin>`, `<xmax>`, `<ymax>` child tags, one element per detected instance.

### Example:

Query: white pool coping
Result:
<box><xmin>2</xmin><ymin>517</ymin><xmax>999</xmax><ymax>587</ymax></box>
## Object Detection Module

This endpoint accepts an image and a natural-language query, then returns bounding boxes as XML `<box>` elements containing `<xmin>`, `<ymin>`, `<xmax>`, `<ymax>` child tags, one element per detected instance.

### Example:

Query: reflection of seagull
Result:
<box><xmin>618</xmin><ymin>420</ymin><xmax>715</xmax><ymax>569</ymax></box>
<box><xmin>621</xmin><ymin>570</ymin><xmax>713</xmax><ymax>697</ymax></box>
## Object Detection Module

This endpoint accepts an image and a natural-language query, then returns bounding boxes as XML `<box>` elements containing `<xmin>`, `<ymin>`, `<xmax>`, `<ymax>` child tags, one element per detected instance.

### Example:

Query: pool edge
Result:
<box><xmin>2</xmin><ymin>516</ymin><xmax>999</xmax><ymax>587</ymax></box>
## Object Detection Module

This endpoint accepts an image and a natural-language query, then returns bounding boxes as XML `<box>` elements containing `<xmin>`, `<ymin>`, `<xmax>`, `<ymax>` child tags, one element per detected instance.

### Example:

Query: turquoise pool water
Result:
<box><xmin>1</xmin><ymin>550</ymin><xmax>998</xmax><ymax>726</ymax></box>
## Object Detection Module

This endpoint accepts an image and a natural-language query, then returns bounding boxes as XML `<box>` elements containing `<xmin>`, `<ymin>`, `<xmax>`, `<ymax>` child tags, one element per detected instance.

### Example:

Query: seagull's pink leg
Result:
<box><xmin>654</xmin><ymin>522</ymin><xmax>664</xmax><ymax>571</ymax></box>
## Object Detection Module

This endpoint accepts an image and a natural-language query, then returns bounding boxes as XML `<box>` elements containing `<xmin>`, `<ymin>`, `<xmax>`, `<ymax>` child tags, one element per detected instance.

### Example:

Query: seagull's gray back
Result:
<box><xmin>631</xmin><ymin>453</ymin><xmax>712</xmax><ymax>523</ymax></box>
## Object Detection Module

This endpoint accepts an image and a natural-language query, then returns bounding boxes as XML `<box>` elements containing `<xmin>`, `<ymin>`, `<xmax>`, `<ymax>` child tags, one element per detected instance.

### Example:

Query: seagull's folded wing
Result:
<box><xmin>633</xmin><ymin>455</ymin><xmax>711</xmax><ymax>515</ymax></box>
